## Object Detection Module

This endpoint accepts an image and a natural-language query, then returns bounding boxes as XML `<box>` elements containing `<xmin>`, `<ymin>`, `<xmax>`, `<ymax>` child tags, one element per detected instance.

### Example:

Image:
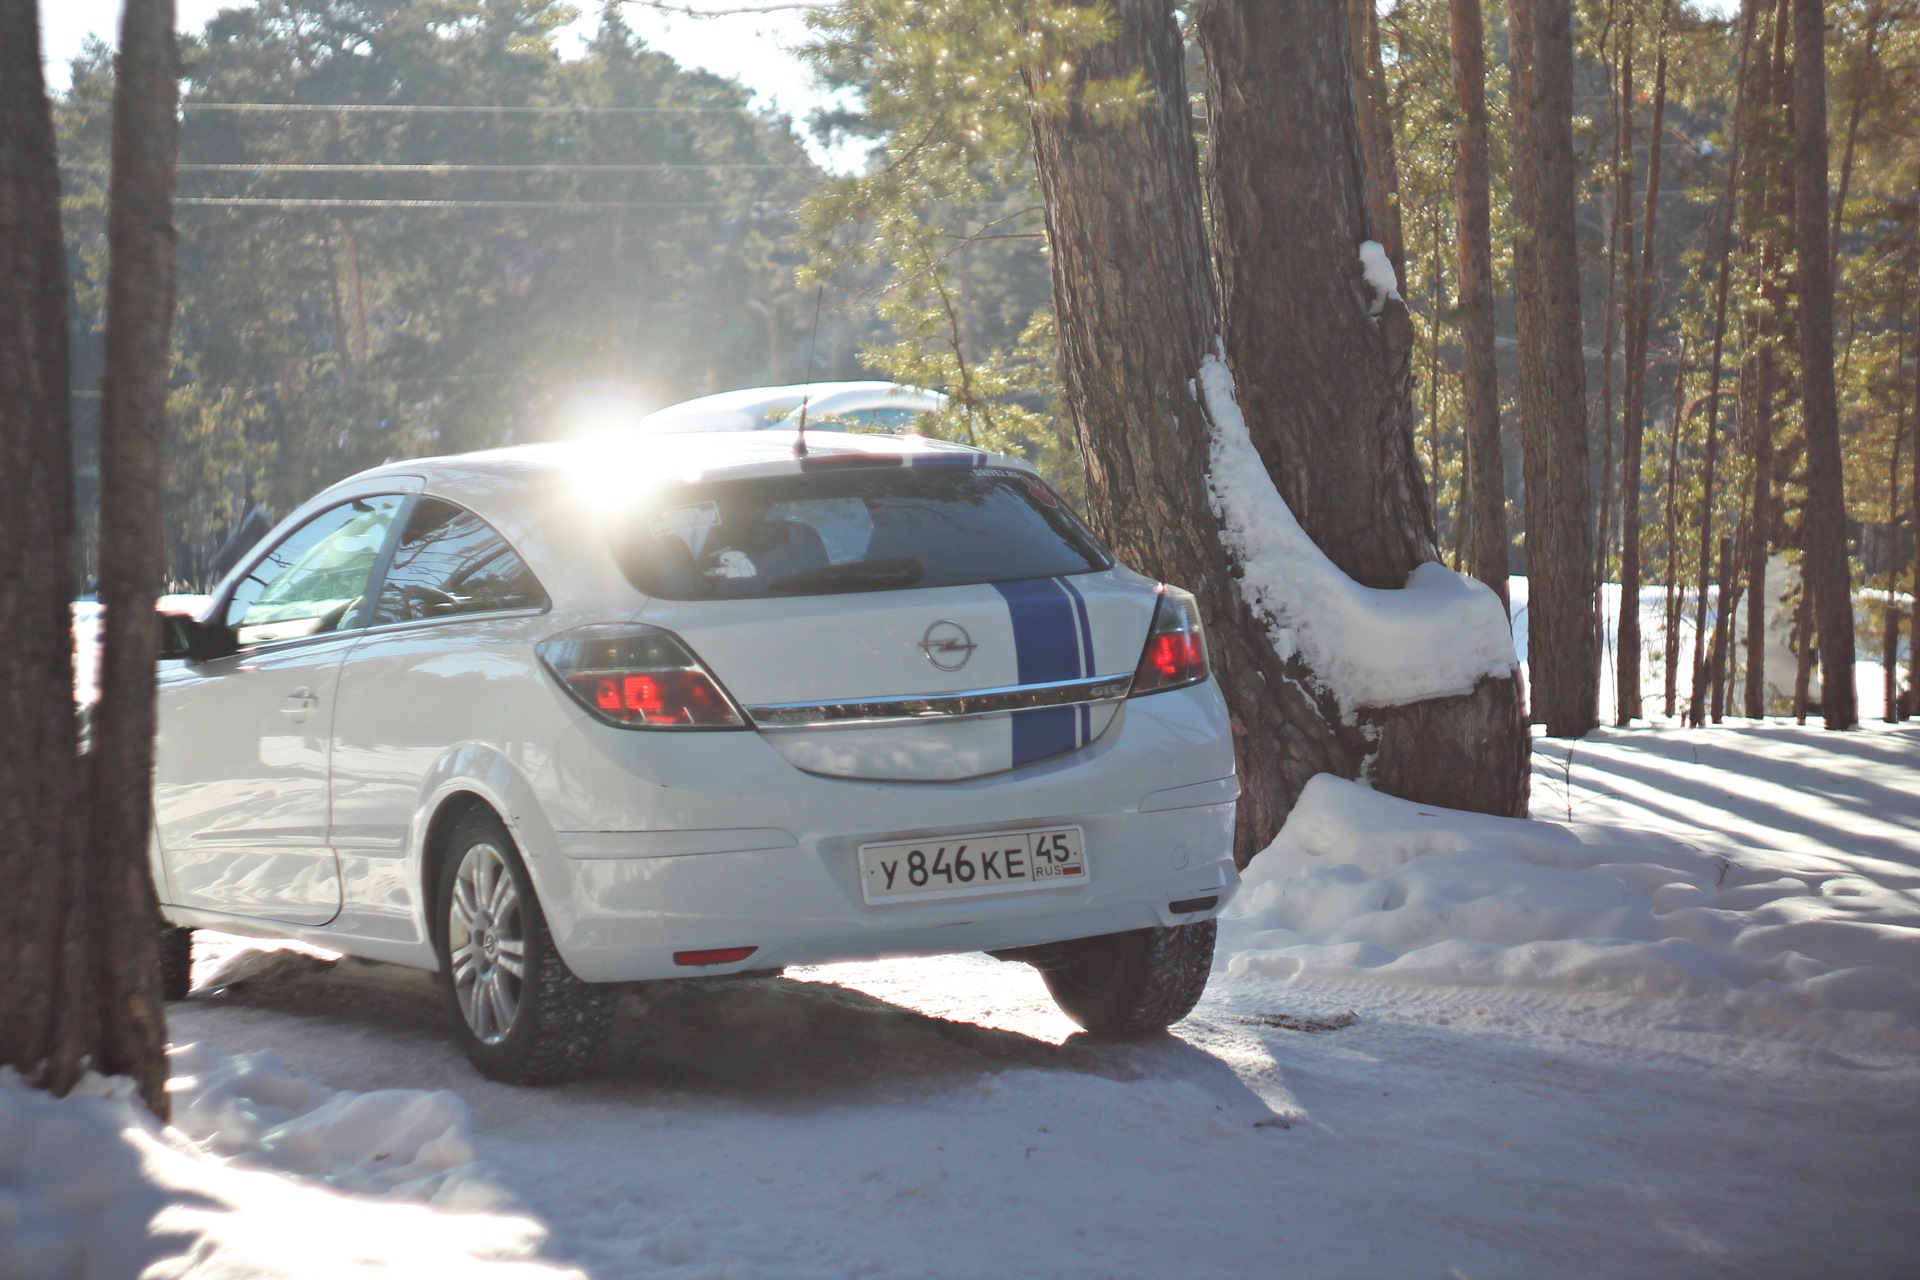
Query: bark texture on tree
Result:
<box><xmin>1026</xmin><ymin>0</ymin><xmax>1366</xmax><ymax>865</ymax></box>
<box><xmin>87</xmin><ymin>0</ymin><xmax>181</xmax><ymax>1115</ymax></box>
<box><xmin>1790</xmin><ymin>0</ymin><xmax>1858</xmax><ymax>729</ymax></box>
<box><xmin>1690</xmin><ymin>0</ymin><xmax>1764</xmax><ymax>727</ymax></box>
<box><xmin>1197</xmin><ymin>0</ymin><xmax>1434</xmax><ymax>593</ymax></box>
<box><xmin>1617</xmin><ymin>0</ymin><xmax>1673</xmax><ymax>725</ymax></box>
<box><xmin>1197</xmin><ymin>0</ymin><xmax>1528</xmax><ymax>820</ymax></box>
<box><xmin>1449</xmin><ymin>0</ymin><xmax>1510</xmax><ymax>608</ymax></box>
<box><xmin>0</xmin><ymin>0</ymin><xmax>93</xmax><ymax>1096</ymax></box>
<box><xmin>1349</xmin><ymin>0</ymin><xmax>1406</xmax><ymax>286</ymax></box>
<box><xmin>1508</xmin><ymin>0</ymin><xmax>1598</xmax><ymax>737</ymax></box>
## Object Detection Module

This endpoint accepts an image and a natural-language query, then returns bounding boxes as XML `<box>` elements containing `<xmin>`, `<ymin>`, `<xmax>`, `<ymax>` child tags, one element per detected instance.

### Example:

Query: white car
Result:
<box><xmin>637</xmin><ymin>381</ymin><xmax>947</xmax><ymax>435</ymax></box>
<box><xmin>154</xmin><ymin>429</ymin><xmax>1238</xmax><ymax>1082</ymax></box>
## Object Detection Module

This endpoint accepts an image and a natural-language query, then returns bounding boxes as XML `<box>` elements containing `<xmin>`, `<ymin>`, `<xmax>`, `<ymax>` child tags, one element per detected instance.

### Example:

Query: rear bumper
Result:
<box><xmin>548</xmin><ymin>802</ymin><xmax>1236</xmax><ymax>981</ymax></box>
<box><xmin>525</xmin><ymin>681</ymin><xmax>1239</xmax><ymax>982</ymax></box>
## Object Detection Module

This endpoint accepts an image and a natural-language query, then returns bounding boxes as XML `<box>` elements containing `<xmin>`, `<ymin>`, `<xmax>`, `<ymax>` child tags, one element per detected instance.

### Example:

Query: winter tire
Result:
<box><xmin>159</xmin><ymin>923</ymin><xmax>193</xmax><ymax>1001</ymax></box>
<box><xmin>1033</xmin><ymin>918</ymin><xmax>1217</xmax><ymax>1035</ymax></box>
<box><xmin>434</xmin><ymin>809</ymin><xmax>614</xmax><ymax>1084</ymax></box>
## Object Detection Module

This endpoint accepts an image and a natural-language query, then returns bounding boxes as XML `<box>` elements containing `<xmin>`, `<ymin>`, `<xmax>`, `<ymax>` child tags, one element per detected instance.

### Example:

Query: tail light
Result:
<box><xmin>1130</xmin><ymin>585</ymin><xmax>1209</xmax><ymax>695</ymax></box>
<box><xmin>537</xmin><ymin>624</ymin><xmax>746</xmax><ymax>729</ymax></box>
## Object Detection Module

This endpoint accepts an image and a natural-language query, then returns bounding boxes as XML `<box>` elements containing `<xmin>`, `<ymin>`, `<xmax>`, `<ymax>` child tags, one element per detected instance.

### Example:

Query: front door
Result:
<box><xmin>155</xmin><ymin>492</ymin><xmax>408</xmax><ymax>925</ymax></box>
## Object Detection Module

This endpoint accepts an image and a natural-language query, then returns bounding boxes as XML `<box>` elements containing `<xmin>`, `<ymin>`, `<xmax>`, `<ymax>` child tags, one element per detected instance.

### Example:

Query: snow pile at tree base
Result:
<box><xmin>1197</xmin><ymin>351</ymin><xmax>1515</xmax><ymax>714</ymax></box>
<box><xmin>1219</xmin><ymin>775</ymin><xmax>1920</xmax><ymax>1045</ymax></box>
<box><xmin>0</xmin><ymin>1045</ymin><xmax>577</xmax><ymax>1279</ymax></box>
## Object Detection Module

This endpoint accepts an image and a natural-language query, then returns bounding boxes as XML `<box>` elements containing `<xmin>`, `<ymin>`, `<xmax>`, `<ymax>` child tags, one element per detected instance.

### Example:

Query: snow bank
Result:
<box><xmin>1198</xmin><ymin>351</ymin><xmax>1516</xmax><ymax>713</ymax></box>
<box><xmin>0</xmin><ymin>1045</ymin><xmax>578</xmax><ymax>1279</ymax></box>
<box><xmin>1221</xmin><ymin>775</ymin><xmax>1920</xmax><ymax>1044</ymax></box>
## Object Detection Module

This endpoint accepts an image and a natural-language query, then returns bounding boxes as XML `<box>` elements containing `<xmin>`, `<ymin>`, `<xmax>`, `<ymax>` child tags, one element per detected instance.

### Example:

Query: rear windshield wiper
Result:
<box><xmin>766</xmin><ymin>557</ymin><xmax>925</xmax><ymax>594</ymax></box>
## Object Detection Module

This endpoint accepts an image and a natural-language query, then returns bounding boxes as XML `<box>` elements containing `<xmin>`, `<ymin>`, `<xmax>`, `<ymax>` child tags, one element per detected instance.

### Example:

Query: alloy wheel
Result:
<box><xmin>447</xmin><ymin>841</ymin><xmax>526</xmax><ymax>1045</ymax></box>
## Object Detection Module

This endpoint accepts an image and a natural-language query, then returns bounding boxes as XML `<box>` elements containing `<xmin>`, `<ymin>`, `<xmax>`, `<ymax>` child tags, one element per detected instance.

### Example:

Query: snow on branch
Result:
<box><xmin>1198</xmin><ymin>348</ymin><xmax>1516</xmax><ymax>716</ymax></box>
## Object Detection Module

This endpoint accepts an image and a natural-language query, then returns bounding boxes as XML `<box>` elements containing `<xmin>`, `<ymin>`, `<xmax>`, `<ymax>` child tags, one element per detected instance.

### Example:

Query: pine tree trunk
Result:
<box><xmin>0</xmin><ymin>0</ymin><xmax>95</xmax><ymax>1098</ymax></box>
<box><xmin>1353</xmin><ymin>0</ymin><xmax>1406</xmax><ymax>286</ymax></box>
<box><xmin>1791</xmin><ymin>0</ymin><xmax>1858</xmax><ymax>728</ymax></box>
<box><xmin>1197</xmin><ymin>0</ymin><xmax>1528</xmax><ymax>819</ymax></box>
<box><xmin>1690</xmin><ymin>0</ymin><xmax>1763</xmax><ymax>727</ymax></box>
<box><xmin>1509</xmin><ymin>0</ymin><xmax>1598</xmax><ymax>737</ymax></box>
<box><xmin>1595</xmin><ymin>4</ymin><xmax>1627</xmax><ymax>610</ymax></box>
<box><xmin>1618</xmin><ymin>0</ymin><xmax>1673</xmax><ymax>725</ymax></box>
<box><xmin>1744</xmin><ymin>0</ymin><xmax>1794</xmax><ymax>719</ymax></box>
<box><xmin>1026</xmin><ymin>0</ymin><xmax>1365</xmax><ymax>865</ymax></box>
<box><xmin>1450</xmin><ymin>0</ymin><xmax>1510</xmax><ymax>607</ymax></box>
<box><xmin>86</xmin><ymin>0</ymin><xmax>181</xmax><ymax>1115</ymax></box>
<box><xmin>1888</xmin><ymin>413</ymin><xmax>1905</xmax><ymax>722</ymax></box>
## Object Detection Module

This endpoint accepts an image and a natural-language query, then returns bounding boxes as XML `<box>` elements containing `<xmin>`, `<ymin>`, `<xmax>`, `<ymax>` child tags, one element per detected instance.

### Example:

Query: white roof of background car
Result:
<box><xmin>637</xmin><ymin>381</ymin><xmax>949</xmax><ymax>434</ymax></box>
<box><xmin>355</xmin><ymin>427</ymin><xmax>1024</xmax><ymax>498</ymax></box>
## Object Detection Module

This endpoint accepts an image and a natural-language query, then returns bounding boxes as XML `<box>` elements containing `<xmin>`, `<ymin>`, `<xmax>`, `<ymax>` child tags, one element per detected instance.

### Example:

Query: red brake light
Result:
<box><xmin>1131</xmin><ymin>586</ymin><xmax>1209</xmax><ymax>695</ymax></box>
<box><xmin>538</xmin><ymin>625</ymin><xmax>746</xmax><ymax>729</ymax></box>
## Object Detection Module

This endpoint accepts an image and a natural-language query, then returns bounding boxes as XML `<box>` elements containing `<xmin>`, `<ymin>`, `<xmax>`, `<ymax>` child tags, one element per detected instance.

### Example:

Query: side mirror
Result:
<box><xmin>159</xmin><ymin>613</ymin><xmax>240</xmax><ymax>663</ymax></box>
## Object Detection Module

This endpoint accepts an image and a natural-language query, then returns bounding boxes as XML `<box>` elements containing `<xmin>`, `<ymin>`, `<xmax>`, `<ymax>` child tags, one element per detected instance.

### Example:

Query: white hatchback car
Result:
<box><xmin>154</xmin><ymin>430</ymin><xmax>1239</xmax><ymax>1081</ymax></box>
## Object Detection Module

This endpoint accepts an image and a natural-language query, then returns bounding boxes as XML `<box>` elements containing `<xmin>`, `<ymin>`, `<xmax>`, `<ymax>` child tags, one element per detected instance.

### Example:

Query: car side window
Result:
<box><xmin>224</xmin><ymin>495</ymin><xmax>406</xmax><ymax>648</ymax></box>
<box><xmin>369</xmin><ymin>497</ymin><xmax>548</xmax><ymax>626</ymax></box>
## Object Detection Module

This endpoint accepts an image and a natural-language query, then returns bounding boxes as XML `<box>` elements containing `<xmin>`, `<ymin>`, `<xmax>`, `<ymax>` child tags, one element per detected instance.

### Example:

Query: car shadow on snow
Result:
<box><xmin>181</xmin><ymin>948</ymin><xmax>1267</xmax><ymax>1112</ymax></box>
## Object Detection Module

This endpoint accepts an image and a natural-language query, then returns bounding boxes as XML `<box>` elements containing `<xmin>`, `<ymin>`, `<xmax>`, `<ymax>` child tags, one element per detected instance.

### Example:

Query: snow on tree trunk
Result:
<box><xmin>1026</xmin><ymin>0</ymin><xmax>1368</xmax><ymax>866</ymax></box>
<box><xmin>1196</xmin><ymin>0</ymin><xmax>1527</xmax><ymax>819</ymax></box>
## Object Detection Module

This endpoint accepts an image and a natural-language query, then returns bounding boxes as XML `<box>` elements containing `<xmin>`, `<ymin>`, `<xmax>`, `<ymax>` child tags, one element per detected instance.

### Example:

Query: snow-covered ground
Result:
<box><xmin>5</xmin><ymin>722</ymin><xmax>1917</xmax><ymax>1279</ymax></box>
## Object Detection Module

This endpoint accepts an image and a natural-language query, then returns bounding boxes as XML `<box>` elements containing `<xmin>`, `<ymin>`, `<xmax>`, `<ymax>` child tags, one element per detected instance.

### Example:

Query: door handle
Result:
<box><xmin>282</xmin><ymin>688</ymin><xmax>319</xmax><ymax>721</ymax></box>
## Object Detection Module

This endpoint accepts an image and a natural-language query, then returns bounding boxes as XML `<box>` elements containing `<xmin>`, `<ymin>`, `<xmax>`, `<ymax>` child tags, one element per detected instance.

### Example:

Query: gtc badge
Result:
<box><xmin>921</xmin><ymin>620</ymin><xmax>977</xmax><ymax>671</ymax></box>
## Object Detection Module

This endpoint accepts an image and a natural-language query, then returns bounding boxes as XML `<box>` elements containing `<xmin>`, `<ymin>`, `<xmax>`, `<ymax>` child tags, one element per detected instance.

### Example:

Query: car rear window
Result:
<box><xmin>612</xmin><ymin>464</ymin><xmax>1110</xmax><ymax>600</ymax></box>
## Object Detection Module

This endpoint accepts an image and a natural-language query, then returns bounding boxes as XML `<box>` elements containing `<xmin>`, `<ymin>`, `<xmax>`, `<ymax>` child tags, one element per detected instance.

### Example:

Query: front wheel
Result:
<box><xmin>1033</xmin><ymin>919</ymin><xmax>1217</xmax><ymax>1036</ymax></box>
<box><xmin>434</xmin><ymin>810</ymin><xmax>613</xmax><ymax>1083</ymax></box>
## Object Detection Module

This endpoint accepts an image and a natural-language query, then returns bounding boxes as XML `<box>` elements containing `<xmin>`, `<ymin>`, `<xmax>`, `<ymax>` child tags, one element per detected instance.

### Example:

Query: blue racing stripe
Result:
<box><xmin>1059</xmin><ymin>576</ymin><xmax>1097</xmax><ymax>743</ymax></box>
<box><xmin>993</xmin><ymin>577</ymin><xmax>1082</xmax><ymax>765</ymax></box>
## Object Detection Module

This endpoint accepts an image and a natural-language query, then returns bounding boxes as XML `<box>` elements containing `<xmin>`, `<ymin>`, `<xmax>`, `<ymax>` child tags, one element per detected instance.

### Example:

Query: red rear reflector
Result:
<box><xmin>673</xmin><ymin>946</ymin><xmax>759</xmax><ymax>967</ymax></box>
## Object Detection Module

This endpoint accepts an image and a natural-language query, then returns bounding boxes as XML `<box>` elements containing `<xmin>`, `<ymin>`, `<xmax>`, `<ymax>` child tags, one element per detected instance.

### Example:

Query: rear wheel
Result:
<box><xmin>434</xmin><ymin>810</ymin><xmax>613</xmax><ymax>1083</ymax></box>
<box><xmin>159</xmin><ymin>923</ymin><xmax>193</xmax><ymax>1001</ymax></box>
<box><xmin>1031</xmin><ymin>919</ymin><xmax>1217</xmax><ymax>1035</ymax></box>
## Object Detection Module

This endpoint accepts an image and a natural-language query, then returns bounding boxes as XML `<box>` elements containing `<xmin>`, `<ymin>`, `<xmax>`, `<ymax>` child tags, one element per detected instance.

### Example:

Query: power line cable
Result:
<box><xmin>173</xmin><ymin>196</ymin><xmax>787</xmax><ymax>210</ymax></box>
<box><xmin>66</xmin><ymin>161</ymin><xmax>792</xmax><ymax>173</ymax></box>
<box><xmin>129</xmin><ymin>102</ymin><xmax>759</xmax><ymax>115</ymax></box>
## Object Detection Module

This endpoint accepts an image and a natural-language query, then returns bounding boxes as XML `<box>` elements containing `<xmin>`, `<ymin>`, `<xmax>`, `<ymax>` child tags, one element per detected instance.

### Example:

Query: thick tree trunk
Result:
<box><xmin>1509</xmin><ymin>0</ymin><xmax>1598</xmax><ymax>737</ymax></box>
<box><xmin>1197</xmin><ymin>0</ymin><xmax>1527</xmax><ymax>819</ymax></box>
<box><xmin>1791</xmin><ymin>0</ymin><xmax>1858</xmax><ymax>729</ymax></box>
<box><xmin>1027</xmin><ymin>0</ymin><xmax>1365</xmax><ymax>866</ymax></box>
<box><xmin>1450</xmin><ymin>0</ymin><xmax>1510</xmax><ymax>607</ymax></box>
<box><xmin>86</xmin><ymin>0</ymin><xmax>181</xmax><ymax>1116</ymax></box>
<box><xmin>1617</xmin><ymin>0</ymin><xmax>1672</xmax><ymax>725</ymax></box>
<box><xmin>0</xmin><ymin>0</ymin><xmax>94</xmax><ymax>1097</ymax></box>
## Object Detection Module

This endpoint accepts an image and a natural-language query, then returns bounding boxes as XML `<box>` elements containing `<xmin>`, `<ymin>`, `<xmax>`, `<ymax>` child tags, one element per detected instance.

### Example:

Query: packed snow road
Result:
<box><xmin>6</xmin><ymin>722</ymin><xmax>1919</xmax><ymax>1279</ymax></box>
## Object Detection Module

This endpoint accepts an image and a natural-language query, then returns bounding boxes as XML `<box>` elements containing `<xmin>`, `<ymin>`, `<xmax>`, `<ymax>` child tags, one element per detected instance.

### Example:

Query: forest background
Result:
<box><xmin>47</xmin><ymin>0</ymin><xmax>1920</xmax><ymax>722</ymax></box>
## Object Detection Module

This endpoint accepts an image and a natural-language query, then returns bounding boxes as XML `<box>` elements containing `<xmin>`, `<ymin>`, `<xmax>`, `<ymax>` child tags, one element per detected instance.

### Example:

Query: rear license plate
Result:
<box><xmin>859</xmin><ymin>827</ymin><xmax>1087</xmax><ymax>905</ymax></box>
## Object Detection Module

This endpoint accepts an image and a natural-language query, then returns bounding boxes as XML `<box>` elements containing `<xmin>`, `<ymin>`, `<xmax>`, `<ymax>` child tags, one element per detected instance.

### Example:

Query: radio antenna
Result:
<box><xmin>794</xmin><ymin>283</ymin><xmax>824</xmax><ymax>458</ymax></box>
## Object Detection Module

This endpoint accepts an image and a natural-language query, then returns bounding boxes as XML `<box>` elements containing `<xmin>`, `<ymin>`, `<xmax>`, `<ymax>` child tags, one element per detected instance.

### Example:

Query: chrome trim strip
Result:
<box><xmin>746</xmin><ymin>673</ymin><xmax>1134</xmax><ymax>730</ymax></box>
